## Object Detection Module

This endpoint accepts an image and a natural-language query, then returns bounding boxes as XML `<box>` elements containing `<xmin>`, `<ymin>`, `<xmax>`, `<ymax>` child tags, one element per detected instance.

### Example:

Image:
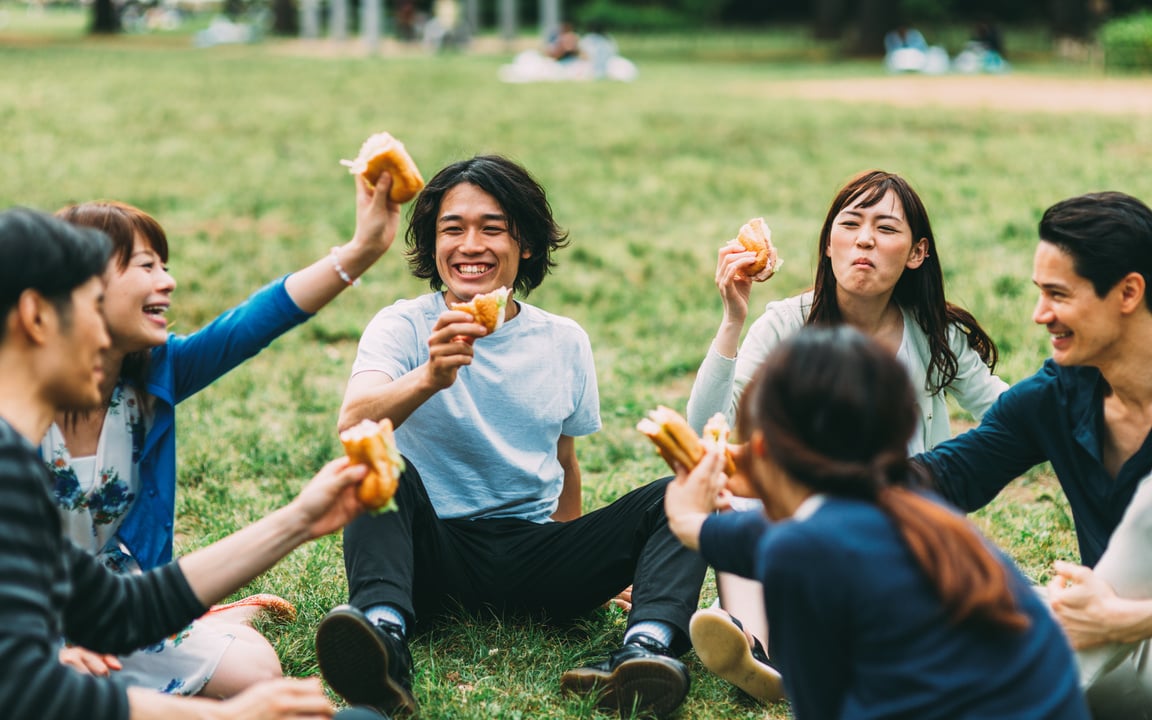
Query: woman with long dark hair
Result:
<box><xmin>685</xmin><ymin>170</ymin><xmax>1008</xmax><ymax>700</ymax></box>
<box><xmin>688</xmin><ymin>169</ymin><xmax>1003</xmax><ymax>448</ymax></box>
<box><xmin>668</xmin><ymin>326</ymin><xmax>1087</xmax><ymax>719</ymax></box>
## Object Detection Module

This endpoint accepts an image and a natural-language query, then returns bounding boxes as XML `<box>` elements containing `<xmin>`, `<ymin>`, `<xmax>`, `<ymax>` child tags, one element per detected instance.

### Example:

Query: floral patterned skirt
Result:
<box><xmin>113</xmin><ymin>618</ymin><xmax>236</xmax><ymax>695</ymax></box>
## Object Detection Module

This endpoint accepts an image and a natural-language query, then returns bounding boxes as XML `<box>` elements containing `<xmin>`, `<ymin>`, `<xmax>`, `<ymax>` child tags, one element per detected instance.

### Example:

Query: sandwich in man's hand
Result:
<box><xmin>450</xmin><ymin>286</ymin><xmax>510</xmax><ymax>344</ymax></box>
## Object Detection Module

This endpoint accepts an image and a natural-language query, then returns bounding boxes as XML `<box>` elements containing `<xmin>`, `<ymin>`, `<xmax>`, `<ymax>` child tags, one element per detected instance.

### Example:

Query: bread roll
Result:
<box><xmin>734</xmin><ymin>217</ymin><xmax>780</xmax><ymax>281</ymax></box>
<box><xmin>450</xmin><ymin>286</ymin><xmax>510</xmax><ymax>335</ymax></box>
<box><xmin>340</xmin><ymin>132</ymin><xmax>425</xmax><ymax>204</ymax></box>
<box><xmin>637</xmin><ymin>406</ymin><xmax>705</xmax><ymax>470</ymax></box>
<box><xmin>340</xmin><ymin>418</ymin><xmax>404</xmax><ymax>511</ymax></box>
<box><xmin>637</xmin><ymin>407</ymin><xmax>736</xmax><ymax>475</ymax></box>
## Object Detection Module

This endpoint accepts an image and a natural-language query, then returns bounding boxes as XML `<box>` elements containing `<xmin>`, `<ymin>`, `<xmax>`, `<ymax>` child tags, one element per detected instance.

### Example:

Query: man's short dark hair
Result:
<box><xmin>1039</xmin><ymin>191</ymin><xmax>1152</xmax><ymax>308</ymax></box>
<box><xmin>0</xmin><ymin>208</ymin><xmax>111</xmax><ymax>340</ymax></box>
<box><xmin>405</xmin><ymin>155</ymin><xmax>569</xmax><ymax>296</ymax></box>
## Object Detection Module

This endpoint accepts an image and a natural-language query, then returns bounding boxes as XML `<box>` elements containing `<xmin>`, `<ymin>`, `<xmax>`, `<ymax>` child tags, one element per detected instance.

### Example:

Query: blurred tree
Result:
<box><xmin>90</xmin><ymin>0</ymin><xmax>121</xmax><ymax>33</ymax></box>
<box><xmin>813</xmin><ymin>0</ymin><xmax>848</xmax><ymax>37</ymax></box>
<box><xmin>572</xmin><ymin>0</ymin><xmax>733</xmax><ymax>29</ymax></box>
<box><xmin>272</xmin><ymin>0</ymin><xmax>299</xmax><ymax>34</ymax></box>
<box><xmin>846</xmin><ymin>0</ymin><xmax>899</xmax><ymax>54</ymax></box>
<box><xmin>1050</xmin><ymin>0</ymin><xmax>1094</xmax><ymax>37</ymax></box>
<box><xmin>719</xmin><ymin>0</ymin><xmax>779</xmax><ymax>22</ymax></box>
<box><xmin>677</xmin><ymin>0</ymin><xmax>730</xmax><ymax>23</ymax></box>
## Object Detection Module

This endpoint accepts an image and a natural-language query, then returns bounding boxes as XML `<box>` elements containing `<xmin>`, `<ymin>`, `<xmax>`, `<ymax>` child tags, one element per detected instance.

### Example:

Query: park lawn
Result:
<box><xmin>3</xmin><ymin>31</ymin><xmax>1151</xmax><ymax>719</ymax></box>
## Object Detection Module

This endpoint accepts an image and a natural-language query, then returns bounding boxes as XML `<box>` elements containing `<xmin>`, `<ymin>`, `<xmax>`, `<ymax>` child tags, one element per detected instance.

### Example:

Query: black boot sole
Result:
<box><xmin>561</xmin><ymin>655</ymin><xmax>690</xmax><ymax>718</ymax></box>
<box><xmin>315</xmin><ymin>607</ymin><xmax>419</xmax><ymax>717</ymax></box>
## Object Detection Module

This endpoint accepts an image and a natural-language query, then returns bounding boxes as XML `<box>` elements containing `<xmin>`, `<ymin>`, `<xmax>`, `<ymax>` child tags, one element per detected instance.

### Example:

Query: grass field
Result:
<box><xmin>4</xmin><ymin>19</ymin><xmax>1152</xmax><ymax>719</ymax></box>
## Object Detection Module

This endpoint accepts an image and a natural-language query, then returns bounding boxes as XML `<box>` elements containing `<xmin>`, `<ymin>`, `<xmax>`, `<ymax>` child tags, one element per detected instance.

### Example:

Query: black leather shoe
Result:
<box><xmin>560</xmin><ymin>634</ymin><xmax>690</xmax><ymax>718</ymax></box>
<box><xmin>315</xmin><ymin>605</ymin><xmax>418</xmax><ymax>717</ymax></box>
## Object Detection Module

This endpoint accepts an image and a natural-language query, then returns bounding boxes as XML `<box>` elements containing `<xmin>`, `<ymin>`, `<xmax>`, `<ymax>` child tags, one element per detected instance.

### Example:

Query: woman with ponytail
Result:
<box><xmin>667</xmin><ymin>326</ymin><xmax>1087</xmax><ymax>719</ymax></box>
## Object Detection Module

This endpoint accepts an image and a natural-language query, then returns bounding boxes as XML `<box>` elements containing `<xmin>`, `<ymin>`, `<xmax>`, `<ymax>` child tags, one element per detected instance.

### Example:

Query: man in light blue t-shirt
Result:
<box><xmin>314</xmin><ymin>155</ymin><xmax>706</xmax><ymax>719</ymax></box>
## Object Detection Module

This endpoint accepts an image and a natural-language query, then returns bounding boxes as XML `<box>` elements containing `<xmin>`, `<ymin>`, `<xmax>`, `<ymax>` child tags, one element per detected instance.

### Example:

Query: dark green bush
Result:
<box><xmin>574</xmin><ymin>0</ymin><xmax>730</xmax><ymax>32</ymax></box>
<box><xmin>576</xmin><ymin>1</ymin><xmax>690</xmax><ymax>31</ymax></box>
<box><xmin>1101</xmin><ymin>11</ymin><xmax>1152</xmax><ymax>71</ymax></box>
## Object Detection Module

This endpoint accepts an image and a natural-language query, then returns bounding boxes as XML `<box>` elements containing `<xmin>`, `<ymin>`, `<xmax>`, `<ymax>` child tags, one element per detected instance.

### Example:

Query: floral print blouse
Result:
<box><xmin>42</xmin><ymin>382</ymin><xmax>144</xmax><ymax>573</ymax></box>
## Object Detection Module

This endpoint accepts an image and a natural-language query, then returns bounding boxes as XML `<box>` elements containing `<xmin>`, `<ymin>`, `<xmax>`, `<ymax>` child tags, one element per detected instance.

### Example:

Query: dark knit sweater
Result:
<box><xmin>0</xmin><ymin>417</ymin><xmax>205</xmax><ymax>719</ymax></box>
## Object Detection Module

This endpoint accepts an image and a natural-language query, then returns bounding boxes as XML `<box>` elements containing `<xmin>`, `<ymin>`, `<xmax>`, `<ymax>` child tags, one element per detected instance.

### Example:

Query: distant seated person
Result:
<box><xmin>498</xmin><ymin>20</ymin><xmax>636</xmax><ymax>83</ymax></box>
<box><xmin>884</xmin><ymin>24</ymin><xmax>949</xmax><ymax>74</ymax></box>
<box><xmin>885</xmin><ymin>24</ymin><xmax>927</xmax><ymax>55</ymax></box>
<box><xmin>955</xmin><ymin>19</ymin><xmax>1009</xmax><ymax>73</ymax></box>
<box><xmin>424</xmin><ymin>0</ymin><xmax>465</xmax><ymax>52</ymax></box>
<box><xmin>547</xmin><ymin>21</ymin><xmax>580</xmax><ymax>62</ymax></box>
<box><xmin>579</xmin><ymin>20</ymin><xmax>623</xmax><ymax>80</ymax></box>
<box><xmin>973</xmin><ymin>20</ymin><xmax>1005</xmax><ymax>57</ymax></box>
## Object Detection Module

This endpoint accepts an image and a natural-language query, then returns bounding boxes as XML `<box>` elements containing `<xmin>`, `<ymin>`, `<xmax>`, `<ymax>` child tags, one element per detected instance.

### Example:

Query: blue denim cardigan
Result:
<box><xmin>117</xmin><ymin>276</ymin><xmax>311</xmax><ymax>570</ymax></box>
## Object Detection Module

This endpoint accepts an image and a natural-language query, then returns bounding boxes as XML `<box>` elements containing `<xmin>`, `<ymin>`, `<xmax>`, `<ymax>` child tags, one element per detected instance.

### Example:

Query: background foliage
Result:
<box><xmin>1102</xmin><ymin>10</ymin><xmax>1152</xmax><ymax>70</ymax></box>
<box><xmin>3</xmin><ymin>21</ymin><xmax>1151</xmax><ymax>718</ymax></box>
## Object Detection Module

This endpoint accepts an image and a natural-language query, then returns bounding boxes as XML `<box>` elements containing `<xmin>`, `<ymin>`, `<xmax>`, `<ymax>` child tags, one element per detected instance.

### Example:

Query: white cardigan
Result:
<box><xmin>686</xmin><ymin>292</ymin><xmax>1008</xmax><ymax>454</ymax></box>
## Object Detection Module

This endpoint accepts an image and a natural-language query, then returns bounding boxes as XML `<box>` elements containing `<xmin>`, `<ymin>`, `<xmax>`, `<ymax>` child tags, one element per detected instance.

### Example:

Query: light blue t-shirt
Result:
<box><xmin>351</xmin><ymin>292</ymin><xmax>601</xmax><ymax>522</ymax></box>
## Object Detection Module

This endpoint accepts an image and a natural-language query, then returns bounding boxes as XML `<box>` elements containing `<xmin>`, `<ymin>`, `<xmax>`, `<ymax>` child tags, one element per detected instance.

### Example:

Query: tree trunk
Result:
<box><xmin>1050</xmin><ymin>0</ymin><xmax>1091</xmax><ymax>39</ymax></box>
<box><xmin>499</xmin><ymin>0</ymin><xmax>517</xmax><ymax>42</ymax></box>
<box><xmin>846</xmin><ymin>0</ymin><xmax>897</xmax><ymax>57</ymax></box>
<box><xmin>362</xmin><ymin>0</ymin><xmax>381</xmax><ymax>52</ymax></box>
<box><xmin>812</xmin><ymin>0</ymin><xmax>846</xmax><ymax>40</ymax></box>
<box><xmin>90</xmin><ymin>0</ymin><xmax>121</xmax><ymax>34</ymax></box>
<box><xmin>300</xmin><ymin>0</ymin><xmax>320</xmax><ymax>38</ymax></box>
<box><xmin>539</xmin><ymin>0</ymin><xmax>559</xmax><ymax>43</ymax></box>
<box><xmin>464</xmin><ymin>0</ymin><xmax>479</xmax><ymax>36</ymax></box>
<box><xmin>330</xmin><ymin>0</ymin><xmax>349</xmax><ymax>41</ymax></box>
<box><xmin>272</xmin><ymin>0</ymin><xmax>299</xmax><ymax>35</ymax></box>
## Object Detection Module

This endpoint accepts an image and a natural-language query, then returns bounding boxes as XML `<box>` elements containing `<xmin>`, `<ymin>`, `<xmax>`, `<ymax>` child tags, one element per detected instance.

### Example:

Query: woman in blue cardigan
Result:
<box><xmin>666</xmin><ymin>326</ymin><xmax>1088</xmax><ymax>719</ymax></box>
<box><xmin>41</xmin><ymin>172</ymin><xmax>400</xmax><ymax>697</ymax></box>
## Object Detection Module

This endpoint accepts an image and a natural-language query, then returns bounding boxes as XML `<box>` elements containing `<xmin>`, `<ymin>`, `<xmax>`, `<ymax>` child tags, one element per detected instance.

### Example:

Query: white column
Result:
<box><xmin>464</xmin><ymin>0</ymin><xmax>479</xmax><ymax>36</ymax></box>
<box><xmin>362</xmin><ymin>0</ymin><xmax>381</xmax><ymax>52</ymax></box>
<box><xmin>499</xmin><ymin>0</ymin><xmax>516</xmax><ymax>42</ymax></box>
<box><xmin>539</xmin><ymin>0</ymin><xmax>559</xmax><ymax>42</ymax></box>
<box><xmin>329</xmin><ymin>0</ymin><xmax>348</xmax><ymax>42</ymax></box>
<box><xmin>299</xmin><ymin>0</ymin><xmax>320</xmax><ymax>38</ymax></box>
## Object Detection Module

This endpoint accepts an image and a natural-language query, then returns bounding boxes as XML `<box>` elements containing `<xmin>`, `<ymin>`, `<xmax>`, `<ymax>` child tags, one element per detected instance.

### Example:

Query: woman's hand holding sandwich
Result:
<box><xmin>664</xmin><ymin>441</ymin><xmax>729</xmax><ymax>551</ymax></box>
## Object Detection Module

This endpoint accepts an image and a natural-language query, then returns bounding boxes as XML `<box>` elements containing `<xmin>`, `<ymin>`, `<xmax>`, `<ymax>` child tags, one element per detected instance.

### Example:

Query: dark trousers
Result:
<box><xmin>343</xmin><ymin>461</ymin><xmax>707</xmax><ymax>654</ymax></box>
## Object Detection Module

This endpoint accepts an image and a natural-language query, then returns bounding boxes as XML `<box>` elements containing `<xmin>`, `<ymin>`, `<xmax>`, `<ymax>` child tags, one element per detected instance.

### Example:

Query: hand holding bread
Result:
<box><xmin>660</xmin><ymin>416</ymin><xmax>732</xmax><ymax>551</ymax></box>
<box><xmin>341</xmin><ymin>132</ymin><xmax>425</xmax><ymax>204</ymax></box>
<box><xmin>726</xmin><ymin>217</ymin><xmax>781</xmax><ymax>282</ymax></box>
<box><xmin>637</xmin><ymin>407</ymin><xmax>737</xmax><ymax>476</ymax></box>
<box><xmin>450</xmin><ymin>286</ymin><xmax>510</xmax><ymax>345</ymax></box>
<box><xmin>340</xmin><ymin>418</ymin><xmax>404</xmax><ymax>512</ymax></box>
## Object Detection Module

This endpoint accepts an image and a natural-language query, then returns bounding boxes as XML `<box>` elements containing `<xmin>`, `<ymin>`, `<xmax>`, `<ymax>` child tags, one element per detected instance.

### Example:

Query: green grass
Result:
<box><xmin>3</xmin><ymin>27</ymin><xmax>1150</xmax><ymax>719</ymax></box>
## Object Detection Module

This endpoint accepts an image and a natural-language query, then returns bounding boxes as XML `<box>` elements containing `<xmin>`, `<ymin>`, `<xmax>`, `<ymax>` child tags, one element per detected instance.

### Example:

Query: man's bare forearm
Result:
<box><xmin>339</xmin><ymin>368</ymin><xmax>439</xmax><ymax>432</ymax></box>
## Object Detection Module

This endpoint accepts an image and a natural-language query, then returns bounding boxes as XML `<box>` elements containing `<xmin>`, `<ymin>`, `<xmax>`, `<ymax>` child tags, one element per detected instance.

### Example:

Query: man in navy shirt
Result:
<box><xmin>916</xmin><ymin>191</ymin><xmax>1152</xmax><ymax>718</ymax></box>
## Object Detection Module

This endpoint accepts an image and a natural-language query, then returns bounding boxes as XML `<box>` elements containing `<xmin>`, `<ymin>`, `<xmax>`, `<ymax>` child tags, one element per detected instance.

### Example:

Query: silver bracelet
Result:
<box><xmin>329</xmin><ymin>246</ymin><xmax>361</xmax><ymax>287</ymax></box>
